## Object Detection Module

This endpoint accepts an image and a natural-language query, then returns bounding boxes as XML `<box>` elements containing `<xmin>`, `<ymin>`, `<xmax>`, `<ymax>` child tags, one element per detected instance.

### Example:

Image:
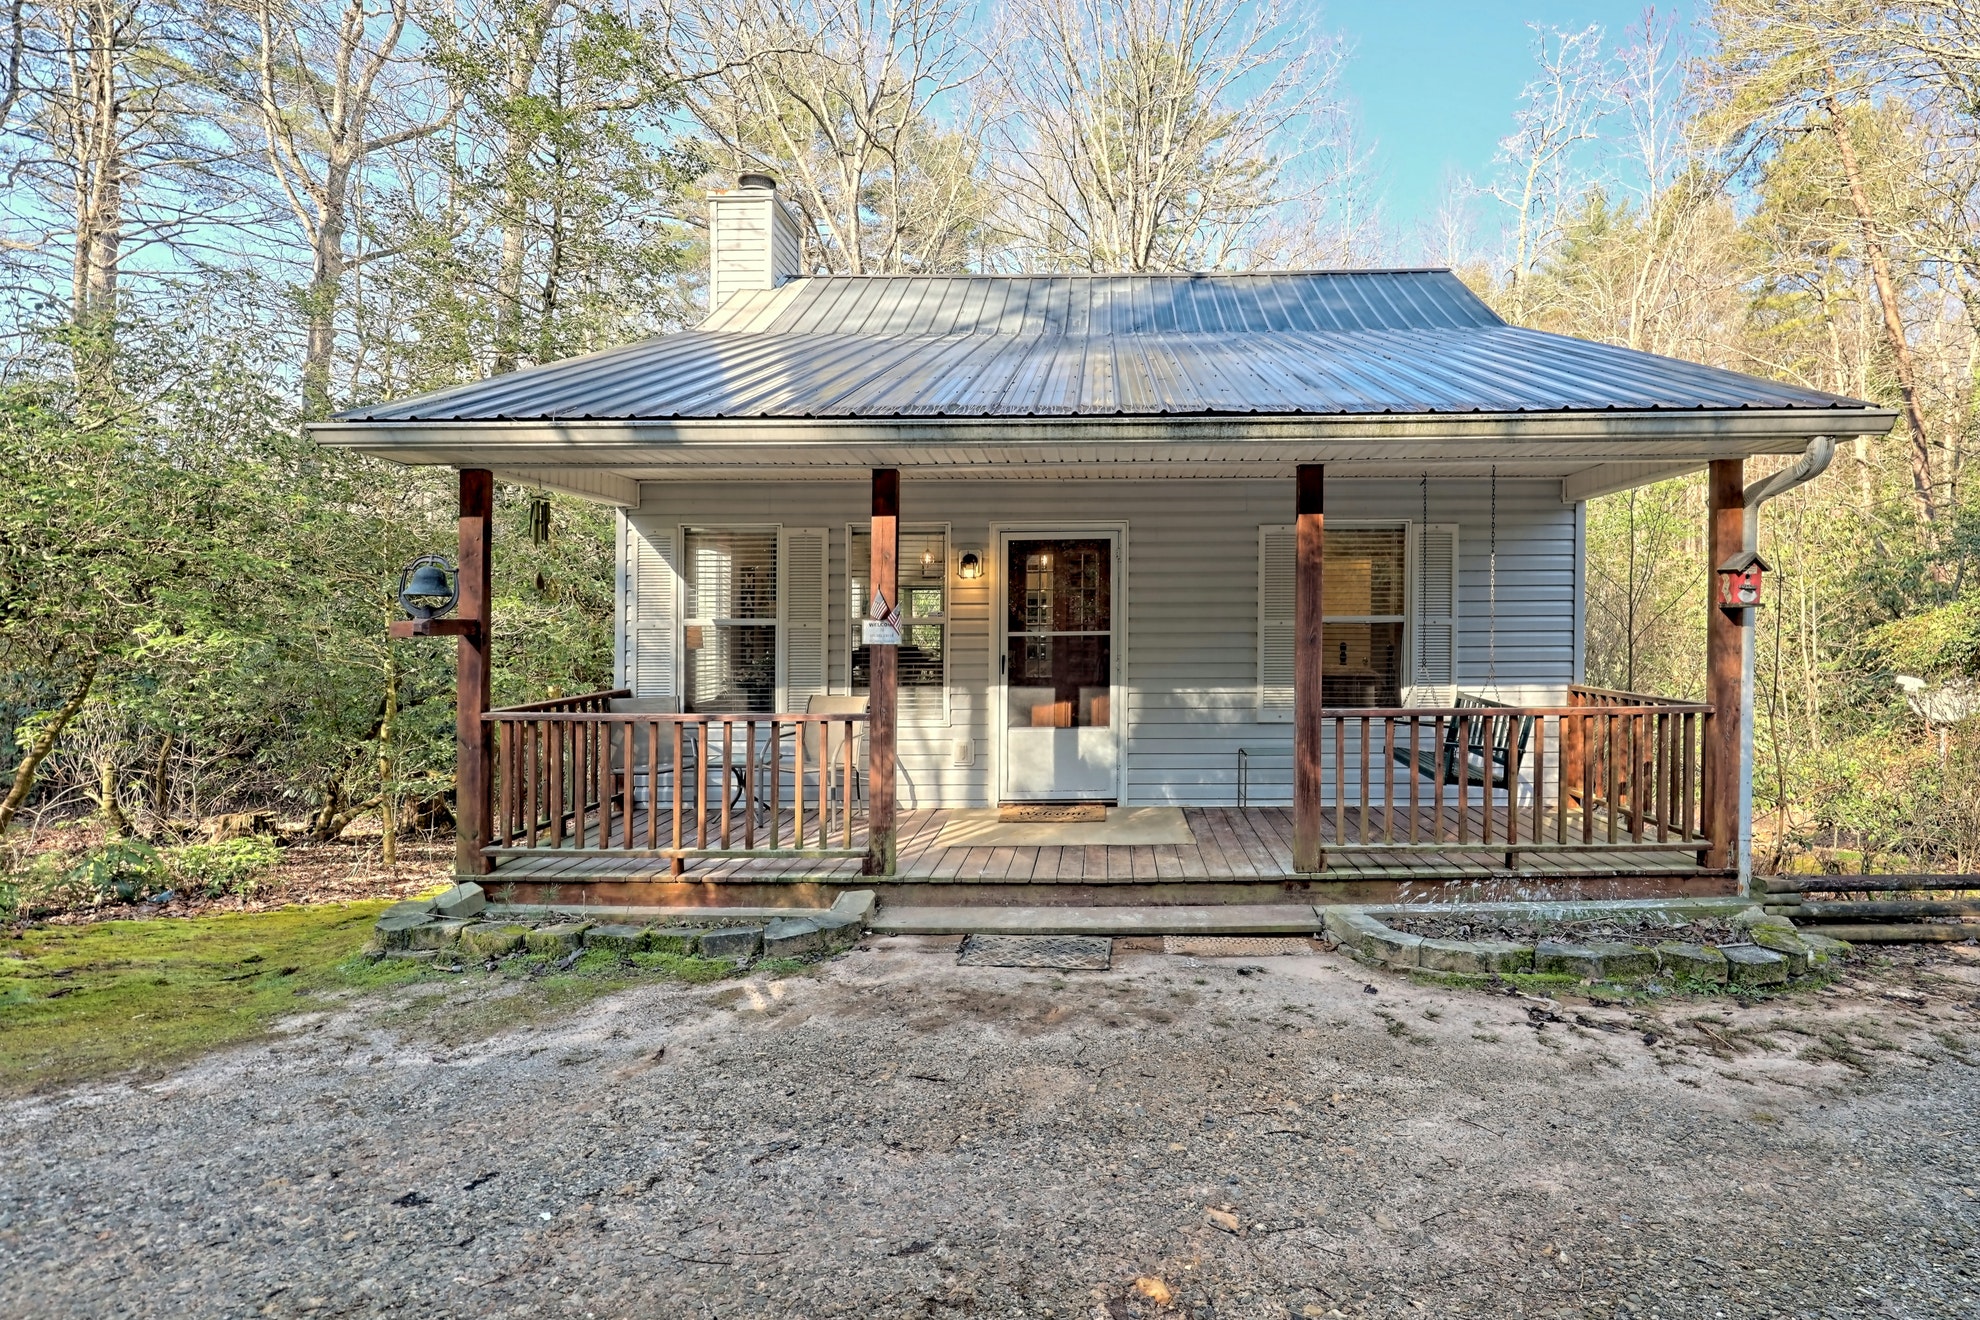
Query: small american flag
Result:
<box><xmin>870</xmin><ymin>587</ymin><xmax>902</xmax><ymax>637</ymax></box>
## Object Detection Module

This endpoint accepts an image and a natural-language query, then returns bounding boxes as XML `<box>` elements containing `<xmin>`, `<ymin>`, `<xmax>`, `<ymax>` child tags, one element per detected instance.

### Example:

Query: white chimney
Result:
<box><xmin>707</xmin><ymin>172</ymin><xmax>803</xmax><ymax>311</ymax></box>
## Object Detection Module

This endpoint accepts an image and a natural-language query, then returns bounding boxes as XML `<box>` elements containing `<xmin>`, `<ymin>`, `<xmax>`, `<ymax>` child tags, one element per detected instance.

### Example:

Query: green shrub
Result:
<box><xmin>165</xmin><ymin>836</ymin><xmax>279</xmax><ymax>898</ymax></box>
<box><xmin>5</xmin><ymin>853</ymin><xmax>87</xmax><ymax>919</ymax></box>
<box><xmin>70</xmin><ymin>838</ymin><xmax>166</xmax><ymax>904</ymax></box>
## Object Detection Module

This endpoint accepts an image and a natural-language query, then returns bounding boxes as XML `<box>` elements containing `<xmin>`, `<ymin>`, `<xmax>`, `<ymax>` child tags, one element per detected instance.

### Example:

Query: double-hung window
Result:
<box><xmin>848</xmin><ymin>524</ymin><xmax>948</xmax><ymax>721</ymax></box>
<box><xmin>1259</xmin><ymin>523</ymin><xmax>1456</xmax><ymax>716</ymax></box>
<box><xmin>682</xmin><ymin>527</ymin><xmax>778</xmax><ymax>712</ymax></box>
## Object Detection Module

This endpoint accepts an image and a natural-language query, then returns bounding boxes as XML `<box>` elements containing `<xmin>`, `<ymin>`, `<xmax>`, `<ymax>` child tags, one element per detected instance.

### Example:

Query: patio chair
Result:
<box><xmin>608</xmin><ymin>697</ymin><xmax>743</xmax><ymax>809</ymax></box>
<box><xmin>756</xmin><ymin>694</ymin><xmax>868</xmax><ymax>818</ymax></box>
<box><xmin>1391</xmin><ymin>693</ymin><xmax>1535</xmax><ymax>790</ymax></box>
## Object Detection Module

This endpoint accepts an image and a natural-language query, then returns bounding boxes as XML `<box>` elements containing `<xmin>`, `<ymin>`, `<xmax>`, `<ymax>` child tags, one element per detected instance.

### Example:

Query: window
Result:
<box><xmin>849</xmin><ymin>525</ymin><xmax>948</xmax><ymax>721</ymax></box>
<box><xmin>1261</xmin><ymin>523</ymin><xmax>1451</xmax><ymax>716</ymax></box>
<box><xmin>1321</xmin><ymin>528</ymin><xmax>1407</xmax><ymax>708</ymax></box>
<box><xmin>682</xmin><ymin>528</ymin><xmax>777</xmax><ymax>712</ymax></box>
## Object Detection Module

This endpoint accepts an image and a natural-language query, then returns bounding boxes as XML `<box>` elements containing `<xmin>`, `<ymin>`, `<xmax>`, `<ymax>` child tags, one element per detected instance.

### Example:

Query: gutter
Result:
<box><xmin>1737</xmin><ymin>437</ymin><xmax>1835</xmax><ymax>893</ymax></box>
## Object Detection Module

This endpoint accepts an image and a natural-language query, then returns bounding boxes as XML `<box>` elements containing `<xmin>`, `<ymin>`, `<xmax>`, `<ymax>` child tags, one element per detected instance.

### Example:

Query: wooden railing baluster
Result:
<box><xmin>769</xmin><ymin>720</ymin><xmax>782</xmax><ymax>849</ymax></box>
<box><xmin>843</xmin><ymin>717</ymin><xmax>856</xmax><ymax>849</ymax></box>
<box><xmin>671</xmin><ymin>722</ymin><xmax>685</xmax><ymax>879</ymax></box>
<box><xmin>1382</xmin><ymin>717</ymin><xmax>1396</xmax><ymax>844</ymax></box>
<box><xmin>1431</xmin><ymin>715</ymin><xmax>1447</xmax><ymax>843</ymax></box>
<box><xmin>720</xmin><ymin>721</ymin><xmax>734</xmax><ymax>849</ymax></box>
<box><xmin>1408</xmin><ymin>716</ymin><xmax>1421</xmax><ymax>844</ymax></box>
<box><xmin>1606</xmin><ymin>714</ymin><xmax>1620</xmax><ymax>845</ymax></box>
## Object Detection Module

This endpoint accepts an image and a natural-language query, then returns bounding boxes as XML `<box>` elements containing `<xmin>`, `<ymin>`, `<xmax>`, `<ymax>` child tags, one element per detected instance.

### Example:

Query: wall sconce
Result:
<box><xmin>956</xmin><ymin>551</ymin><xmax>983</xmax><ymax>580</ymax></box>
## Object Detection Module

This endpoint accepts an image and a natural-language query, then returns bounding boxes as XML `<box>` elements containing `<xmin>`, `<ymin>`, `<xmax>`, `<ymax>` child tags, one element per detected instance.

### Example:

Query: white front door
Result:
<box><xmin>1000</xmin><ymin>532</ymin><xmax>1121</xmax><ymax>801</ymax></box>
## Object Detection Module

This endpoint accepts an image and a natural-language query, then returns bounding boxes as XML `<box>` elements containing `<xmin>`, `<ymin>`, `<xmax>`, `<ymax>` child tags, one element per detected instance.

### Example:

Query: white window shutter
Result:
<box><xmin>629</xmin><ymin>523</ymin><xmax>677</xmax><ymax>697</ymax></box>
<box><xmin>1258</xmin><ymin>525</ymin><xmax>1295</xmax><ymax>721</ymax></box>
<box><xmin>778</xmin><ymin>527</ymin><xmax>829</xmax><ymax>711</ymax></box>
<box><xmin>1409</xmin><ymin>523</ymin><xmax>1459</xmax><ymax>705</ymax></box>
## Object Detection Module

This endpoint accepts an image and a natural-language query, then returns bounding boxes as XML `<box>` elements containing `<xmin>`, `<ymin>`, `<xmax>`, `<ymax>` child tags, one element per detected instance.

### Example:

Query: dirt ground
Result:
<box><xmin>3</xmin><ymin>937</ymin><xmax>1978</xmax><ymax>1319</ymax></box>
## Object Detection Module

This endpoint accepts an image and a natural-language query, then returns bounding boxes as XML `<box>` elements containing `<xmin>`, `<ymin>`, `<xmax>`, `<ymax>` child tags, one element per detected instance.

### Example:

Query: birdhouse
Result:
<box><xmin>1716</xmin><ymin>550</ymin><xmax>1767</xmax><ymax>611</ymax></box>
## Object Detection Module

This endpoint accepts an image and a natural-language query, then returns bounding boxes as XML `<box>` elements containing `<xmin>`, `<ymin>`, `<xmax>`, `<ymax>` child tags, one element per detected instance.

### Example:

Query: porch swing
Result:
<box><xmin>1392</xmin><ymin>470</ymin><xmax>1535</xmax><ymax>790</ymax></box>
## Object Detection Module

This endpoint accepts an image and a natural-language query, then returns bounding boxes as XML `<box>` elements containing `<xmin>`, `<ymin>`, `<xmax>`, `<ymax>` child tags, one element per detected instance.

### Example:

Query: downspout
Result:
<box><xmin>1737</xmin><ymin>437</ymin><xmax>1835</xmax><ymax>893</ymax></box>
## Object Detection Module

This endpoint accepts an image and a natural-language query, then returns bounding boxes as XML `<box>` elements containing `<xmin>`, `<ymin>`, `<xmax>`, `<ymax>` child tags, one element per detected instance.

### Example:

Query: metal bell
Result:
<box><xmin>403</xmin><ymin>563</ymin><xmax>453</xmax><ymax>598</ymax></box>
<box><xmin>398</xmin><ymin>557</ymin><xmax>458</xmax><ymax>621</ymax></box>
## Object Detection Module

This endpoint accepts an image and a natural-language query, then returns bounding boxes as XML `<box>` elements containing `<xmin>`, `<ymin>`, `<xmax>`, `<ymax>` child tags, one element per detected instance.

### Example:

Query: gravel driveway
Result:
<box><xmin>3</xmin><ymin>936</ymin><xmax>1978</xmax><ymax>1319</ymax></box>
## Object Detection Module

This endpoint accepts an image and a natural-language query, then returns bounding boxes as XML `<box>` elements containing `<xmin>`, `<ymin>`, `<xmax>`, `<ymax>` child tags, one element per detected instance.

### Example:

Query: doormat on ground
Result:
<box><xmin>933</xmin><ymin>807</ymin><xmax>1195</xmax><ymax>849</ymax></box>
<box><xmin>1163</xmin><ymin>935</ymin><xmax>1316</xmax><ymax>958</ymax></box>
<box><xmin>957</xmin><ymin>934</ymin><xmax>1113</xmax><ymax>970</ymax></box>
<box><xmin>999</xmin><ymin>803</ymin><xmax>1107</xmax><ymax>823</ymax></box>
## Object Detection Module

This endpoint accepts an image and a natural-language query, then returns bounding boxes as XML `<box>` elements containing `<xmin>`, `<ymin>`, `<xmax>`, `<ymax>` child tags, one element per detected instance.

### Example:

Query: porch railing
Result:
<box><xmin>482</xmin><ymin>689</ymin><xmax>867</xmax><ymax>872</ymax></box>
<box><xmin>1315</xmin><ymin>690</ymin><xmax>1714</xmax><ymax>862</ymax></box>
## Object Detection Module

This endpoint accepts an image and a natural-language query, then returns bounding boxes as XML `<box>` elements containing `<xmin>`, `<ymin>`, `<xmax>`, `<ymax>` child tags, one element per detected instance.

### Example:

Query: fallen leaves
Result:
<box><xmin>1132</xmin><ymin>1276</ymin><xmax>1173</xmax><ymax>1305</ymax></box>
<box><xmin>1204</xmin><ymin>1207</ymin><xmax>1241</xmax><ymax>1233</ymax></box>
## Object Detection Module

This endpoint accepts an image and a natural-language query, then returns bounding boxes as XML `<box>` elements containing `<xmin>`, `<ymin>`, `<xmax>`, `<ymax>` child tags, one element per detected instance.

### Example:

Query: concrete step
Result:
<box><xmin>867</xmin><ymin>903</ymin><xmax>1323</xmax><ymax>936</ymax></box>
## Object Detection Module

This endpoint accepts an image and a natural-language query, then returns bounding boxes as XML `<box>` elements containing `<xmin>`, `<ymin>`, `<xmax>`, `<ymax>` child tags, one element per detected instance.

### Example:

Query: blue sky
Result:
<box><xmin>1332</xmin><ymin>1</ymin><xmax>1699</xmax><ymax>246</ymax></box>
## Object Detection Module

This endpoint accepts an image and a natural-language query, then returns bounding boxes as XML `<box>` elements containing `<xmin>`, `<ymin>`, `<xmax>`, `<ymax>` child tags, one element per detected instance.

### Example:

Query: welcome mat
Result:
<box><xmin>1163</xmin><ymin>935</ymin><xmax>1317</xmax><ymax>958</ymax></box>
<box><xmin>957</xmin><ymin>934</ymin><xmax>1113</xmax><ymax>970</ymax></box>
<box><xmin>932</xmin><ymin>807</ymin><xmax>1196</xmax><ymax>849</ymax></box>
<box><xmin>998</xmin><ymin>803</ymin><xmax>1107</xmax><ymax>824</ymax></box>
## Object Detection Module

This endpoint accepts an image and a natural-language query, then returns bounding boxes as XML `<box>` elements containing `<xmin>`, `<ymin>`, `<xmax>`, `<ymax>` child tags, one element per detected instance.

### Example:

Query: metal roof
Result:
<box><xmin>332</xmin><ymin>270</ymin><xmax>1877</xmax><ymax>425</ymax></box>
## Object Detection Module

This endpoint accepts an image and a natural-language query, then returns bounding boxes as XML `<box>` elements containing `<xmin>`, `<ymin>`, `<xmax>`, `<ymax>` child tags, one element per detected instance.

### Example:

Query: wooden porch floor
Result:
<box><xmin>489</xmin><ymin>805</ymin><xmax>1709</xmax><ymax>884</ymax></box>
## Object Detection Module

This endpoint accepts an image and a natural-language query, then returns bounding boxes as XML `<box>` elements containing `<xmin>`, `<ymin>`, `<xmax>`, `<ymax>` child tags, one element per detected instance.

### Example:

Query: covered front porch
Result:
<box><xmin>476</xmin><ymin>680</ymin><xmax>1728</xmax><ymax>901</ymax></box>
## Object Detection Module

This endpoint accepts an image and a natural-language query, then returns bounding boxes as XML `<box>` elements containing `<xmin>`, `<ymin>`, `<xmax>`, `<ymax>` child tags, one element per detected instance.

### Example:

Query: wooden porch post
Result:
<box><xmin>1704</xmin><ymin>459</ymin><xmax>1743</xmax><ymax>870</ymax></box>
<box><xmin>1294</xmin><ymin>464</ymin><xmax>1326</xmax><ymax>873</ymax></box>
<box><xmin>865</xmin><ymin>469</ymin><xmax>899</xmax><ymax>875</ymax></box>
<box><xmin>456</xmin><ymin>469</ymin><xmax>494</xmax><ymax>877</ymax></box>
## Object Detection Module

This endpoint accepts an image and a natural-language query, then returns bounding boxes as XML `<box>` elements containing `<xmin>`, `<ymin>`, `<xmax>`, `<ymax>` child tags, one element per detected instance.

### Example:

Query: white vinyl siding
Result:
<box><xmin>625</xmin><ymin>478</ymin><xmax>1577</xmax><ymax>807</ymax></box>
<box><xmin>1257</xmin><ymin>526</ymin><xmax>1296</xmax><ymax>720</ymax></box>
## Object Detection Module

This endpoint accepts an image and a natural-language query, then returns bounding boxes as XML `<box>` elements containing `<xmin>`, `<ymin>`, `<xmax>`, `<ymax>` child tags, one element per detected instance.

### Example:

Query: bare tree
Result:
<box><xmin>979</xmin><ymin>0</ymin><xmax>1345</xmax><ymax>273</ymax></box>
<box><xmin>1493</xmin><ymin>23</ymin><xmax>1609</xmax><ymax>320</ymax></box>
<box><xmin>244</xmin><ymin>0</ymin><xmax>457</xmax><ymax>415</ymax></box>
<box><xmin>1</xmin><ymin>0</ymin><xmax>238</xmax><ymax>405</ymax></box>
<box><xmin>657</xmin><ymin>0</ymin><xmax>986</xmax><ymax>277</ymax></box>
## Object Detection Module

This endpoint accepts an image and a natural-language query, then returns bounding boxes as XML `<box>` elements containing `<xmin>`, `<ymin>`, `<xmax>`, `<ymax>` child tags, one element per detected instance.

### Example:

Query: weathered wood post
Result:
<box><xmin>456</xmin><ymin>469</ymin><xmax>494</xmax><ymax>877</ymax></box>
<box><xmin>865</xmin><ymin>469</ymin><xmax>899</xmax><ymax>875</ymax></box>
<box><xmin>1294</xmin><ymin>464</ymin><xmax>1326</xmax><ymax>874</ymax></box>
<box><xmin>1704</xmin><ymin>459</ymin><xmax>1743</xmax><ymax>871</ymax></box>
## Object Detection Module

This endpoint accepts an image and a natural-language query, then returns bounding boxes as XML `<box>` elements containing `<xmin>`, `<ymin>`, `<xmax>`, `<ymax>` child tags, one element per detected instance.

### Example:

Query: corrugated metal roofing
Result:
<box><xmin>333</xmin><ymin>271</ymin><xmax>1874</xmax><ymax>424</ymax></box>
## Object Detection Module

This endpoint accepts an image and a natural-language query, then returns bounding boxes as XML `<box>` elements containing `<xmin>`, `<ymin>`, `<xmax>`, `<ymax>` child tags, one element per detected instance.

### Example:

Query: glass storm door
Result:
<box><xmin>1001</xmin><ymin>535</ymin><xmax>1119</xmax><ymax>801</ymax></box>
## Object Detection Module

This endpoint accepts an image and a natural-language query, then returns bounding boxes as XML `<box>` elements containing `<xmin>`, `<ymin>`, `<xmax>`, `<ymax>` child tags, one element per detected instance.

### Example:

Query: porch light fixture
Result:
<box><xmin>398</xmin><ymin>553</ymin><xmax>460</xmax><ymax>621</ymax></box>
<box><xmin>957</xmin><ymin>551</ymin><xmax>983</xmax><ymax>580</ymax></box>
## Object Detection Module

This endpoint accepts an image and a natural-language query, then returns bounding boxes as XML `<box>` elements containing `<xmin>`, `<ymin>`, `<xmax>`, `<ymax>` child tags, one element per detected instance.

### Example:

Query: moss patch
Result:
<box><xmin>0</xmin><ymin>901</ymin><xmax>414</xmax><ymax>1097</ymax></box>
<box><xmin>0</xmin><ymin>904</ymin><xmax>833</xmax><ymax>1094</ymax></box>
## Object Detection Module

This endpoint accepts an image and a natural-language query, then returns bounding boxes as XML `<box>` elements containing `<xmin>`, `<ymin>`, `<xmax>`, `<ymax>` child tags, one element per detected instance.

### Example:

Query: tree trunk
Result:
<box><xmin>66</xmin><ymin>0</ymin><xmax>129</xmax><ymax>416</ymax></box>
<box><xmin>379</xmin><ymin>644</ymin><xmax>399</xmax><ymax>867</ymax></box>
<box><xmin>299</xmin><ymin>161</ymin><xmax>350</xmax><ymax>418</ymax></box>
<box><xmin>1824</xmin><ymin>92</ymin><xmax>1937</xmax><ymax>525</ymax></box>
<box><xmin>147</xmin><ymin>730</ymin><xmax>173</xmax><ymax>838</ymax></box>
<box><xmin>310</xmin><ymin>777</ymin><xmax>350</xmax><ymax>842</ymax></box>
<box><xmin>95</xmin><ymin>757</ymin><xmax>129</xmax><ymax>836</ymax></box>
<box><xmin>491</xmin><ymin>6</ymin><xmax>557</xmax><ymax>376</ymax></box>
<box><xmin>0</xmin><ymin>663</ymin><xmax>97</xmax><ymax>835</ymax></box>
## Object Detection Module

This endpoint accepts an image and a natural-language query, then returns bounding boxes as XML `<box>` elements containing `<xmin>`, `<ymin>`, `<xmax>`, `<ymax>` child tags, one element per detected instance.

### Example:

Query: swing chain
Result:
<box><xmin>1487</xmin><ymin>466</ymin><xmax>1498</xmax><ymax>693</ymax></box>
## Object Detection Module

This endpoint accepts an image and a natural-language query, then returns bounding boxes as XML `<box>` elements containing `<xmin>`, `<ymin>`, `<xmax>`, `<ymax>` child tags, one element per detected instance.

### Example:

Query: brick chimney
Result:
<box><xmin>707</xmin><ymin>173</ymin><xmax>804</xmax><ymax>311</ymax></box>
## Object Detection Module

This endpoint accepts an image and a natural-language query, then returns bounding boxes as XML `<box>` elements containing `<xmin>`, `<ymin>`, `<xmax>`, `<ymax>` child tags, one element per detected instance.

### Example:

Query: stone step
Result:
<box><xmin>867</xmin><ymin>903</ymin><xmax>1323</xmax><ymax>936</ymax></box>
